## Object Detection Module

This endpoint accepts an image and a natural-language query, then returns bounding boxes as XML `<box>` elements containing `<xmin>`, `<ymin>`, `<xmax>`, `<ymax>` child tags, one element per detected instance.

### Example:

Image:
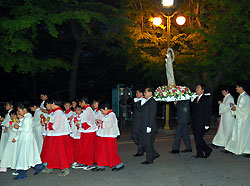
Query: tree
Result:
<box><xmin>0</xmin><ymin>0</ymin><xmax>125</xmax><ymax>99</ymax></box>
<box><xmin>119</xmin><ymin>0</ymin><xmax>250</xmax><ymax>91</ymax></box>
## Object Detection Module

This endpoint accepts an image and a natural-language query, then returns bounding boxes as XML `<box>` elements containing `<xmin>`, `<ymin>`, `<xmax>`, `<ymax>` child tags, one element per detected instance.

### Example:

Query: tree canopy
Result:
<box><xmin>0</xmin><ymin>0</ymin><xmax>249</xmax><ymax>100</ymax></box>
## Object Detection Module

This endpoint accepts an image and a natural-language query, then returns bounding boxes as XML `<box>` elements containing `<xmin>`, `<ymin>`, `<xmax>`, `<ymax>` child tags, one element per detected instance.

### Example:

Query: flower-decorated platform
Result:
<box><xmin>154</xmin><ymin>85</ymin><xmax>210</xmax><ymax>102</ymax></box>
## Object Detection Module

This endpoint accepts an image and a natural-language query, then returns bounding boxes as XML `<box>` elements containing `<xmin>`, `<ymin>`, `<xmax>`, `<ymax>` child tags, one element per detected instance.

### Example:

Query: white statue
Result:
<box><xmin>165</xmin><ymin>48</ymin><xmax>175</xmax><ymax>86</ymax></box>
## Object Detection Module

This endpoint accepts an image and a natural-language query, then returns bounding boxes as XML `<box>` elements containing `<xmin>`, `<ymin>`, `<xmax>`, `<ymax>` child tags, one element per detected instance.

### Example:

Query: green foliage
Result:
<box><xmin>0</xmin><ymin>0</ymin><xmax>114</xmax><ymax>75</ymax></box>
<box><xmin>119</xmin><ymin>0</ymin><xmax>250</xmax><ymax>89</ymax></box>
<box><xmin>0</xmin><ymin>0</ymin><xmax>249</xmax><ymax>90</ymax></box>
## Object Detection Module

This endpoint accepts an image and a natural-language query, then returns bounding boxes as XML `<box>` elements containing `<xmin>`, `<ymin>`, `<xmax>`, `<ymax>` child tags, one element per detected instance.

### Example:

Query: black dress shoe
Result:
<box><xmin>191</xmin><ymin>155</ymin><xmax>204</xmax><ymax>159</ymax></box>
<box><xmin>133</xmin><ymin>153</ymin><xmax>144</xmax><ymax>157</ymax></box>
<box><xmin>204</xmin><ymin>149</ymin><xmax>213</xmax><ymax>158</ymax></box>
<box><xmin>92</xmin><ymin>167</ymin><xmax>105</xmax><ymax>172</ymax></box>
<box><xmin>153</xmin><ymin>154</ymin><xmax>160</xmax><ymax>160</ymax></box>
<box><xmin>169</xmin><ymin>150</ymin><xmax>180</xmax><ymax>154</ymax></box>
<box><xmin>112</xmin><ymin>165</ymin><xmax>125</xmax><ymax>171</ymax></box>
<box><xmin>181</xmin><ymin>149</ymin><xmax>192</xmax><ymax>153</ymax></box>
<box><xmin>244</xmin><ymin>154</ymin><xmax>250</xmax><ymax>158</ymax></box>
<box><xmin>141</xmin><ymin>161</ymin><xmax>152</xmax><ymax>164</ymax></box>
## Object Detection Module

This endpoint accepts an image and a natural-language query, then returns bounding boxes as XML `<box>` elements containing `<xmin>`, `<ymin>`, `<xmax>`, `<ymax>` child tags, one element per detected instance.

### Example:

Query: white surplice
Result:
<box><xmin>212</xmin><ymin>93</ymin><xmax>235</xmax><ymax>147</ymax></box>
<box><xmin>96</xmin><ymin>111</ymin><xmax>120</xmax><ymax>138</ymax></box>
<box><xmin>69</xmin><ymin>113</ymin><xmax>81</xmax><ymax>139</ymax></box>
<box><xmin>0</xmin><ymin>110</ymin><xmax>12</xmax><ymax>160</ymax></box>
<box><xmin>79</xmin><ymin>106</ymin><xmax>97</xmax><ymax>133</ymax></box>
<box><xmin>225</xmin><ymin>92</ymin><xmax>250</xmax><ymax>155</ymax></box>
<box><xmin>15</xmin><ymin>113</ymin><xmax>42</xmax><ymax>170</ymax></box>
<box><xmin>32</xmin><ymin>108</ymin><xmax>44</xmax><ymax>153</ymax></box>
<box><xmin>0</xmin><ymin>120</ymin><xmax>20</xmax><ymax>169</ymax></box>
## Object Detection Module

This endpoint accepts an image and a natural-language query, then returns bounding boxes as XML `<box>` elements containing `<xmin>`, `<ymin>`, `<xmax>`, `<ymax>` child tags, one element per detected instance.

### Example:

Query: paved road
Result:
<box><xmin>1</xmin><ymin>132</ymin><xmax>250</xmax><ymax>186</ymax></box>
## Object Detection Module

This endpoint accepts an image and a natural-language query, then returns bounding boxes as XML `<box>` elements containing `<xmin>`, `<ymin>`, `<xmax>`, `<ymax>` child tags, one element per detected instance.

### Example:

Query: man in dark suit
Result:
<box><xmin>169</xmin><ymin>100</ymin><xmax>192</xmax><ymax>154</ymax></box>
<box><xmin>132</xmin><ymin>89</ymin><xmax>145</xmax><ymax>157</ymax></box>
<box><xmin>191</xmin><ymin>83</ymin><xmax>212</xmax><ymax>158</ymax></box>
<box><xmin>138</xmin><ymin>87</ymin><xmax>160</xmax><ymax>164</ymax></box>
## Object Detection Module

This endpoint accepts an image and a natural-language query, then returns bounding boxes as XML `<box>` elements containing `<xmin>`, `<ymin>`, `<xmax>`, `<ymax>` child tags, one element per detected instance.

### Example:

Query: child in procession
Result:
<box><xmin>64</xmin><ymin>100</ymin><xmax>74</xmax><ymax>119</ymax></box>
<box><xmin>0</xmin><ymin>110</ymin><xmax>19</xmax><ymax>174</ymax></box>
<box><xmin>91</xmin><ymin>99</ymin><xmax>103</xmax><ymax>120</ymax></box>
<box><xmin>70</xmin><ymin>104</ymin><xmax>82</xmax><ymax>162</ymax></box>
<box><xmin>93</xmin><ymin>102</ymin><xmax>124</xmax><ymax>172</ymax></box>
<box><xmin>71</xmin><ymin>100</ymin><xmax>77</xmax><ymax>112</ymax></box>
<box><xmin>40</xmin><ymin>104</ymin><xmax>54</xmax><ymax>168</ymax></box>
<box><xmin>30</xmin><ymin>102</ymin><xmax>44</xmax><ymax>153</ymax></box>
<box><xmin>40</xmin><ymin>92</ymin><xmax>49</xmax><ymax>114</ymax></box>
<box><xmin>0</xmin><ymin>101</ymin><xmax>14</xmax><ymax>168</ymax></box>
<box><xmin>13</xmin><ymin>103</ymin><xmax>43</xmax><ymax>180</ymax></box>
<box><xmin>41</xmin><ymin>99</ymin><xmax>73</xmax><ymax>177</ymax></box>
<box><xmin>73</xmin><ymin>97</ymin><xmax>97</xmax><ymax>170</ymax></box>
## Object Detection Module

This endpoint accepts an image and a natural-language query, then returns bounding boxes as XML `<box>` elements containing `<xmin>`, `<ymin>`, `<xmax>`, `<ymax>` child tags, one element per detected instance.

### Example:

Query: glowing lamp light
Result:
<box><xmin>176</xmin><ymin>16</ymin><xmax>186</xmax><ymax>26</ymax></box>
<box><xmin>162</xmin><ymin>0</ymin><xmax>174</xmax><ymax>7</ymax></box>
<box><xmin>153</xmin><ymin>17</ymin><xmax>162</xmax><ymax>26</ymax></box>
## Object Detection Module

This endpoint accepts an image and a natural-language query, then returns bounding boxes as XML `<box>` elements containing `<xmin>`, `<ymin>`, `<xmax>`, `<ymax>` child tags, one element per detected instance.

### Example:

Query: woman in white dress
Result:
<box><xmin>0</xmin><ymin>110</ymin><xmax>21</xmax><ymax>174</ymax></box>
<box><xmin>13</xmin><ymin>103</ymin><xmax>44</xmax><ymax>180</ymax></box>
<box><xmin>0</xmin><ymin>101</ymin><xmax>14</xmax><ymax>162</ymax></box>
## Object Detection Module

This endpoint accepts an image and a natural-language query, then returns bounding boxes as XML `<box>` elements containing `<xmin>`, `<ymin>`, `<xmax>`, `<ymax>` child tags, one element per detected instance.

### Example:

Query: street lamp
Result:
<box><xmin>152</xmin><ymin>0</ymin><xmax>186</xmax><ymax>130</ymax></box>
<box><xmin>162</xmin><ymin>0</ymin><xmax>174</xmax><ymax>7</ymax></box>
<box><xmin>152</xmin><ymin>14</ymin><xmax>186</xmax><ymax>48</ymax></box>
<box><xmin>152</xmin><ymin>17</ymin><xmax>162</xmax><ymax>26</ymax></box>
<box><xmin>176</xmin><ymin>16</ymin><xmax>186</xmax><ymax>26</ymax></box>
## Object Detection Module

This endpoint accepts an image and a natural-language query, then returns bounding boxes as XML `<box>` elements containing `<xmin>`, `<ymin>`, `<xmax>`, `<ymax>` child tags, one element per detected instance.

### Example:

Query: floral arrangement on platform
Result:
<box><xmin>154</xmin><ymin>85</ymin><xmax>194</xmax><ymax>102</ymax></box>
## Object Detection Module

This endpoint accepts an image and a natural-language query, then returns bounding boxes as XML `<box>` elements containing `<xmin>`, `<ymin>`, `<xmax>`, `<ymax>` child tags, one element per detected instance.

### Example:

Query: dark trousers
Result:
<box><xmin>17</xmin><ymin>163</ymin><xmax>43</xmax><ymax>177</ymax></box>
<box><xmin>131</xmin><ymin>125</ymin><xmax>143</xmax><ymax>154</ymax></box>
<box><xmin>173</xmin><ymin>122</ymin><xmax>192</xmax><ymax>150</ymax></box>
<box><xmin>193</xmin><ymin>127</ymin><xmax>211</xmax><ymax>156</ymax></box>
<box><xmin>138</xmin><ymin>130</ymin><xmax>159</xmax><ymax>163</ymax></box>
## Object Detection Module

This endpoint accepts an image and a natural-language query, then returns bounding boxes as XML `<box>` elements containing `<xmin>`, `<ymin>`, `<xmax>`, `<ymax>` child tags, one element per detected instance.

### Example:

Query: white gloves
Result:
<box><xmin>146</xmin><ymin>127</ymin><xmax>151</xmax><ymax>133</ymax></box>
<box><xmin>205</xmin><ymin>126</ymin><xmax>209</xmax><ymax>130</ymax></box>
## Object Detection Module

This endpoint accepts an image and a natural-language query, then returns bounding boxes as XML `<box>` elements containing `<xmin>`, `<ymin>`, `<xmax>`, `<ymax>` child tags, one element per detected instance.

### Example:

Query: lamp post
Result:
<box><xmin>153</xmin><ymin>0</ymin><xmax>186</xmax><ymax>130</ymax></box>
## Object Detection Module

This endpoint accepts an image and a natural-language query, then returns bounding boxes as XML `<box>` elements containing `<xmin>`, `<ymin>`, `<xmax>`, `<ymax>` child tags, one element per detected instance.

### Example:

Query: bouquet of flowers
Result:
<box><xmin>154</xmin><ymin>85</ymin><xmax>194</xmax><ymax>102</ymax></box>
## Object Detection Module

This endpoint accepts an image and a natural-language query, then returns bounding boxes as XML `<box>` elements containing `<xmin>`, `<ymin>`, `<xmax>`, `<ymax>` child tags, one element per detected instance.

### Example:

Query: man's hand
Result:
<box><xmin>12</xmin><ymin>138</ymin><xmax>16</xmax><ymax>143</ymax></box>
<box><xmin>205</xmin><ymin>126</ymin><xmax>209</xmax><ymax>130</ymax></box>
<box><xmin>146</xmin><ymin>127</ymin><xmax>151</xmax><ymax>133</ymax></box>
<box><xmin>218</xmin><ymin>100</ymin><xmax>222</xmax><ymax>104</ymax></box>
<box><xmin>231</xmin><ymin>106</ymin><xmax>236</xmax><ymax>111</ymax></box>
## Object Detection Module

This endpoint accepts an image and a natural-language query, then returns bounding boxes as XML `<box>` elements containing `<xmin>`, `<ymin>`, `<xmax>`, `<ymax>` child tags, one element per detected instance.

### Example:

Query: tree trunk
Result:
<box><xmin>195</xmin><ymin>0</ymin><xmax>202</xmax><ymax>27</ymax></box>
<box><xmin>69</xmin><ymin>21</ymin><xmax>81</xmax><ymax>100</ymax></box>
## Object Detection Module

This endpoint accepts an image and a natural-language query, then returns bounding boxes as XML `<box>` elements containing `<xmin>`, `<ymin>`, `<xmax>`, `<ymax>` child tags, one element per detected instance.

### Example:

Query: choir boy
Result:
<box><xmin>73</xmin><ymin>98</ymin><xmax>97</xmax><ymax>170</ymax></box>
<box><xmin>93</xmin><ymin>102</ymin><xmax>124</xmax><ymax>171</ymax></box>
<box><xmin>41</xmin><ymin>99</ymin><xmax>73</xmax><ymax>176</ymax></box>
